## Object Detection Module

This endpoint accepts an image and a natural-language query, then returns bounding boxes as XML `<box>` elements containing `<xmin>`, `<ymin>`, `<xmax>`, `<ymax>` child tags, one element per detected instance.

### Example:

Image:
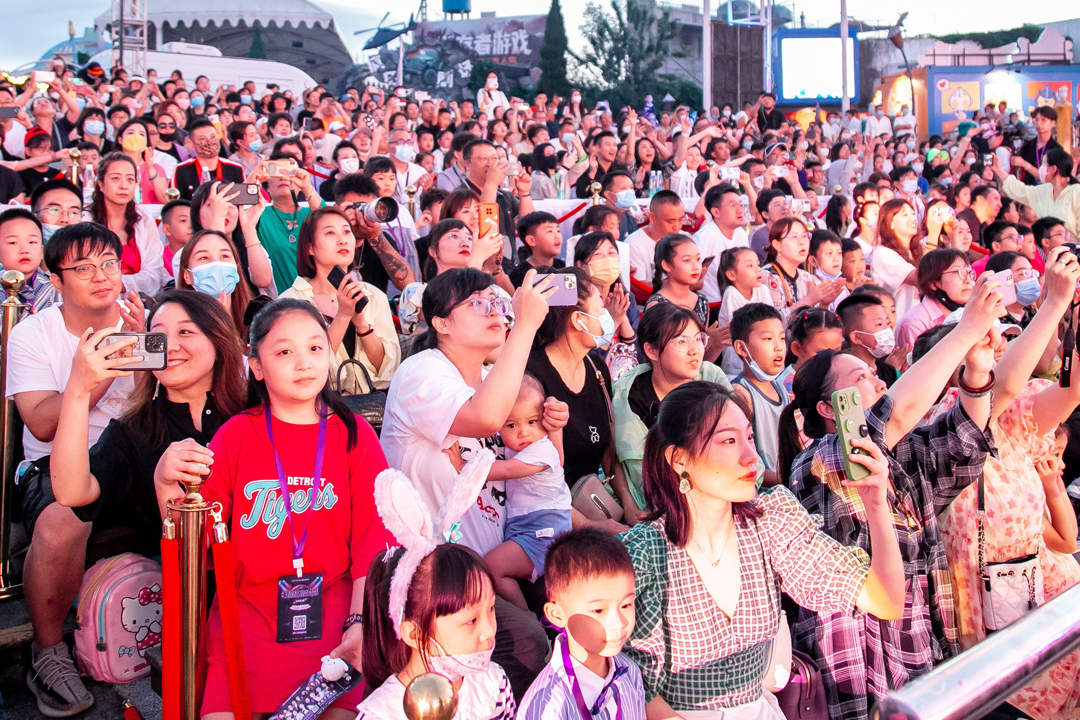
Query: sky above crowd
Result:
<box><xmin>2</xmin><ymin>1</ymin><xmax>1077</xmax><ymax>76</ymax></box>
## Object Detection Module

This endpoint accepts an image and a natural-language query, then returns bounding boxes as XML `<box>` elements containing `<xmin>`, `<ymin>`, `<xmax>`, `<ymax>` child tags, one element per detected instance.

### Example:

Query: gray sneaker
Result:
<box><xmin>26</xmin><ymin>643</ymin><xmax>94</xmax><ymax>718</ymax></box>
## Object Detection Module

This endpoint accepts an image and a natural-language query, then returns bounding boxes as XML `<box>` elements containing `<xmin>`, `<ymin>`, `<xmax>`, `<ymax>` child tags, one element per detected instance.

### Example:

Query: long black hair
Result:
<box><xmin>246</xmin><ymin>299</ymin><xmax>360</xmax><ymax>450</ymax></box>
<box><xmin>777</xmin><ymin>349</ymin><xmax>840</xmax><ymax>482</ymax></box>
<box><xmin>642</xmin><ymin>381</ymin><xmax>761</xmax><ymax>546</ymax></box>
<box><xmin>651</xmin><ymin>233</ymin><xmax>696</xmax><ymax>293</ymax></box>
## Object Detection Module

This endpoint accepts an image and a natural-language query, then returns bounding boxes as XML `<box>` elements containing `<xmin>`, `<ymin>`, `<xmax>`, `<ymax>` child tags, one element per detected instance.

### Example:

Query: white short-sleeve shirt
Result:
<box><xmin>504</xmin><ymin>436</ymin><xmax>570</xmax><ymax>518</ymax></box>
<box><xmin>694</xmin><ymin>222</ymin><xmax>749</xmax><ymax>302</ymax></box>
<box><xmin>7</xmin><ymin>305</ymin><xmax>134</xmax><ymax>461</ymax></box>
<box><xmin>380</xmin><ymin>348</ymin><xmax>506</xmax><ymax>555</ymax></box>
<box><xmin>872</xmin><ymin>245</ymin><xmax>919</xmax><ymax>318</ymax></box>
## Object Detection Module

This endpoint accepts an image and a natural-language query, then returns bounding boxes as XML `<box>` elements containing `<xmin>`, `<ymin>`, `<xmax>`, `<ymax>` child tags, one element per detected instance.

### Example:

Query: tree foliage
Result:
<box><xmin>573</xmin><ymin>0</ymin><xmax>677</xmax><ymax>108</ymax></box>
<box><xmin>538</xmin><ymin>0</ymin><xmax>570</xmax><ymax>97</ymax></box>
<box><xmin>249</xmin><ymin>24</ymin><xmax>266</xmax><ymax>59</ymax></box>
<box><xmin>935</xmin><ymin>24</ymin><xmax>1044</xmax><ymax>50</ymax></box>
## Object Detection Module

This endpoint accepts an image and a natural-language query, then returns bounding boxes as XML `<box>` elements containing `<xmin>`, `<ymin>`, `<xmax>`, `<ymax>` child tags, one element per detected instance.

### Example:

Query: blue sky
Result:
<box><xmin>3</xmin><ymin>1</ymin><xmax>1077</xmax><ymax>72</ymax></box>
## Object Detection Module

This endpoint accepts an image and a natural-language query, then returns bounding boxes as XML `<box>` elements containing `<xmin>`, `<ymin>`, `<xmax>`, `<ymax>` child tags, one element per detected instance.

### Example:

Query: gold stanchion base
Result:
<box><xmin>0</xmin><ymin>577</ymin><xmax>22</xmax><ymax>600</ymax></box>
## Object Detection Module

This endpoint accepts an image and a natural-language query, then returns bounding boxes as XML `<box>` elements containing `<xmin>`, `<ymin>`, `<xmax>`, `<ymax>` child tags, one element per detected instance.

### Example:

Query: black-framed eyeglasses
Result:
<box><xmin>57</xmin><ymin>258</ymin><xmax>121</xmax><ymax>280</ymax></box>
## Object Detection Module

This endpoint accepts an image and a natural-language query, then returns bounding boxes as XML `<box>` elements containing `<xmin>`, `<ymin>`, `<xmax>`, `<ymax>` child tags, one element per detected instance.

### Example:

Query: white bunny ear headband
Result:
<box><xmin>373</xmin><ymin>448</ymin><xmax>496</xmax><ymax>639</ymax></box>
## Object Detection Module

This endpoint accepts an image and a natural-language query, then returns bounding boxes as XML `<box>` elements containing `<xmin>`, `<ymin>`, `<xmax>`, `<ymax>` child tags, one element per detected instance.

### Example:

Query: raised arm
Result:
<box><xmin>884</xmin><ymin>274</ymin><xmax>1004</xmax><ymax>447</ymax></box>
<box><xmin>848</xmin><ymin>437</ymin><xmax>905</xmax><ymax>620</ymax></box>
<box><xmin>50</xmin><ymin>330</ymin><xmax>143</xmax><ymax>507</ymax></box>
<box><xmin>448</xmin><ymin>272</ymin><xmax>553</xmax><ymax>438</ymax></box>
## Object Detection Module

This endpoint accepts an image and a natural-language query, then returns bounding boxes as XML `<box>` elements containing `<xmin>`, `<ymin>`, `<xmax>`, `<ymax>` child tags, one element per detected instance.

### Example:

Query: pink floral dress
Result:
<box><xmin>935</xmin><ymin>381</ymin><xmax>1080</xmax><ymax>719</ymax></box>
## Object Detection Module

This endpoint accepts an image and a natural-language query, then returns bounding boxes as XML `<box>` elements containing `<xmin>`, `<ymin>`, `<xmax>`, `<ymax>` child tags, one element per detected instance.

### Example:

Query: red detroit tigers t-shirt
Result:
<box><xmin>203</xmin><ymin>408</ymin><xmax>393</xmax><ymax>621</ymax></box>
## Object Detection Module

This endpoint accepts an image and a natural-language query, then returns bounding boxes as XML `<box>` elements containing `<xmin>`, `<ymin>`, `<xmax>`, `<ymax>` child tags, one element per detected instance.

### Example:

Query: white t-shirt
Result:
<box><xmin>152</xmin><ymin>149</ymin><xmax>178</xmax><ymax>180</ymax></box>
<box><xmin>854</xmin><ymin>236</ymin><xmax>875</xmax><ymax>269</ymax></box>
<box><xmin>380</xmin><ymin>349</ymin><xmax>506</xmax><ymax>556</ymax></box>
<box><xmin>6</xmin><ymin>305</ymin><xmax>134</xmax><ymax>461</ymax></box>
<box><xmin>627</xmin><ymin>228</ymin><xmax>658</xmax><ymax>284</ymax></box>
<box><xmin>394</xmin><ymin>161</ymin><xmax>428</xmax><ymax>217</ymax></box>
<box><xmin>694</xmin><ymin>222</ymin><xmax>749</xmax><ymax>302</ymax></box>
<box><xmin>872</xmin><ymin>245</ymin><xmax>919</xmax><ymax>318</ymax></box>
<box><xmin>504</xmin><ymin>436</ymin><xmax>570</xmax><ymax>518</ymax></box>
<box><xmin>716</xmin><ymin>284</ymin><xmax>773</xmax><ymax>375</ymax></box>
<box><xmin>865</xmin><ymin>115</ymin><xmax>893</xmax><ymax>138</ymax></box>
<box><xmin>893</xmin><ymin>114</ymin><xmax>917</xmax><ymax>136</ymax></box>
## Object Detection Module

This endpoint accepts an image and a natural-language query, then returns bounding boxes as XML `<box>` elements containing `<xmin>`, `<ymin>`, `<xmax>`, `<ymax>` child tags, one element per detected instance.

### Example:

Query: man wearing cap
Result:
<box><xmin>19</xmin><ymin>128</ymin><xmax>65</xmax><ymax>195</ymax></box>
<box><xmin>327</xmin><ymin>120</ymin><xmax>349</xmax><ymax>141</ymax></box>
<box><xmin>751</xmin><ymin>92</ymin><xmax>784</xmax><ymax>131</ymax></box>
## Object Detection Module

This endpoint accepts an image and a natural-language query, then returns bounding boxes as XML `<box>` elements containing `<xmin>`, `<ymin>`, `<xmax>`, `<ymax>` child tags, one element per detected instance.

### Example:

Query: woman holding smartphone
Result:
<box><xmin>281</xmin><ymin>207</ymin><xmax>400</xmax><ymax>391</ymax></box>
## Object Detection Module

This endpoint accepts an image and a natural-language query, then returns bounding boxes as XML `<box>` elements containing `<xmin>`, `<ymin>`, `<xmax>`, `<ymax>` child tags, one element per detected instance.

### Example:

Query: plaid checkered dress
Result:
<box><xmin>621</xmin><ymin>487</ymin><xmax>868</xmax><ymax>711</ymax></box>
<box><xmin>788</xmin><ymin>394</ymin><xmax>996</xmax><ymax>720</ymax></box>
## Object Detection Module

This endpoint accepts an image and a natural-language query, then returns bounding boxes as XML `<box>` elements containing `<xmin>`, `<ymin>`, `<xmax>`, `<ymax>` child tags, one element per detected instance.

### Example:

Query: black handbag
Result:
<box><xmin>335</xmin><ymin>358</ymin><xmax>385</xmax><ymax>434</ymax></box>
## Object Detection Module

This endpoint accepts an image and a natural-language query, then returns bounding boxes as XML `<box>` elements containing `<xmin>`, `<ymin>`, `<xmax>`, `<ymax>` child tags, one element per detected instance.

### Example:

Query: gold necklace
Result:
<box><xmin>692</xmin><ymin>525</ymin><xmax>734</xmax><ymax>568</ymax></box>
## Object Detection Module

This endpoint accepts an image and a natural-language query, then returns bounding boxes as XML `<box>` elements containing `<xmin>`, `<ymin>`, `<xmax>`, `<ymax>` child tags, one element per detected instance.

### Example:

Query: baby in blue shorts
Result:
<box><xmin>484</xmin><ymin>375</ymin><xmax>573</xmax><ymax>611</ymax></box>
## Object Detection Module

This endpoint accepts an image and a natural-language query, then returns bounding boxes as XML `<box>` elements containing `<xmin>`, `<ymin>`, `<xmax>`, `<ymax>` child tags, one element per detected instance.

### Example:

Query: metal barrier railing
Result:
<box><xmin>871</xmin><ymin>582</ymin><xmax>1080</xmax><ymax>720</ymax></box>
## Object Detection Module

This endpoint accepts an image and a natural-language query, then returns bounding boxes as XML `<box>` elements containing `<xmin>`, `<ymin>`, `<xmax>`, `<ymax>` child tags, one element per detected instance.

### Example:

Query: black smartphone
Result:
<box><xmin>328</xmin><ymin>267</ymin><xmax>369</xmax><ymax>315</ymax></box>
<box><xmin>0</xmin><ymin>107</ymin><xmax>19</xmax><ymax>119</ymax></box>
<box><xmin>226</xmin><ymin>183</ymin><xmax>260</xmax><ymax>206</ymax></box>
<box><xmin>302</xmin><ymin>117</ymin><xmax>312</xmax><ymax>133</ymax></box>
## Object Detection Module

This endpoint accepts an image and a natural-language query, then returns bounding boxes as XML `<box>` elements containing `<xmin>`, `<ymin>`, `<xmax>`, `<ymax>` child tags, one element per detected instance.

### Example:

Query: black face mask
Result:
<box><xmin>934</xmin><ymin>288</ymin><xmax>963</xmax><ymax>312</ymax></box>
<box><xmin>541</xmin><ymin>154</ymin><xmax>559</xmax><ymax>171</ymax></box>
<box><xmin>159</xmin><ymin>131</ymin><xmax>177</xmax><ymax>143</ymax></box>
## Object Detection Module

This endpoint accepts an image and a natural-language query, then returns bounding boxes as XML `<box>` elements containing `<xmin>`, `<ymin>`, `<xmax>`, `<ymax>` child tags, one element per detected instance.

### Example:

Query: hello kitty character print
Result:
<box><xmin>121</xmin><ymin>584</ymin><xmax>163</xmax><ymax>657</ymax></box>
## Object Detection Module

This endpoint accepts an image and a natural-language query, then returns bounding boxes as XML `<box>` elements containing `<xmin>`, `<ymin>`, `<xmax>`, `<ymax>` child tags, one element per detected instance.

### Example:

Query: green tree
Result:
<box><xmin>249</xmin><ymin>24</ymin><xmax>266</xmax><ymax>59</ymax></box>
<box><xmin>573</xmin><ymin>0</ymin><xmax>677</xmax><ymax>108</ymax></box>
<box><xmin>538</xmin><ymin>0</ymin><xmax>570</xmax><ymax>97</ymax></box>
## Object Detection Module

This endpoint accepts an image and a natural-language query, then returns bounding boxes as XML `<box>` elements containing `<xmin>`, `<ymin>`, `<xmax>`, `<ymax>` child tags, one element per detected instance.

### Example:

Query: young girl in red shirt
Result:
<box><xmin>155</xmin><ymin>298</ymin><xmax>393</xmax><ymax>718</ymax></box>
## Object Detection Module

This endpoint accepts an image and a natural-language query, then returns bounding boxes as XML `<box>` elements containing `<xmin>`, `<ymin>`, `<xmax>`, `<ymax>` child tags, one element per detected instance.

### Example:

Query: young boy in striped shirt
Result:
<box><xmin>516</xmin><ymin>529</ymin><xmax>646</xmax><ymax>720</ymax></box>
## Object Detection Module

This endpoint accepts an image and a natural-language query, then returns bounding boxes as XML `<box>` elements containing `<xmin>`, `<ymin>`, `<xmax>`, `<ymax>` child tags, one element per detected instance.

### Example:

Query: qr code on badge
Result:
<box><xmin>292</xmin><ymin>615</ymin><xmax>307</xmax><ymax>632</ymax></box>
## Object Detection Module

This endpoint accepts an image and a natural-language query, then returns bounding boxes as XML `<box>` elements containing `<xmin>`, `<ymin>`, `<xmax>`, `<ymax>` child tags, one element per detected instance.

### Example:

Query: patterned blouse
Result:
<box><xmin>644</xmin><ymin>291</ymin><xmax>709</xmax><ymax>327</ymax></box>
<box><xmin>621</xmin><ymin>487</ymin><xmax>868</xmax><ymax>711</ymax></box>
<box><xmin>788</xmin><ymin>393</ymin><xmax>996</xmax><ymax>720</ymax></box>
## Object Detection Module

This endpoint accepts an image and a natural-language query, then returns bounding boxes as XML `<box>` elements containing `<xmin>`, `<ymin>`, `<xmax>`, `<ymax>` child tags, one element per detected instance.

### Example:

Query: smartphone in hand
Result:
<box><xmin>534</xmin><ymin>272</ymin><xmax>579</xmax><ymax>306</ymax></box>
<box><xmin>831</xmin><ymin>387</ymin><xmax>871</xmax><ymax>482</ymax></box>
<box><xmin>95</xmin><ymin>332</ymin><xmax>167</xmax><ymax>371</ymax></box>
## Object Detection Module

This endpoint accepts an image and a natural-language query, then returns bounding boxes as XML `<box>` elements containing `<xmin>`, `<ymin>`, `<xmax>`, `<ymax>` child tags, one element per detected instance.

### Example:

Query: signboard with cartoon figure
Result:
<box><xmin>357</xmin><ymin>14</ymin><xmax>544</xmax><ymax>101</ymax></box>
<box><xmin>937</xmin><ymin>79</ymin><xmax>981</xmax><ymax>133</ymax></box>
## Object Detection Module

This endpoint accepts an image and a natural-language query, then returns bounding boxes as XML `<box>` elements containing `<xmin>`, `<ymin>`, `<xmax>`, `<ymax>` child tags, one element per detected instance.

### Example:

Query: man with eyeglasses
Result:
<box><xmin>972</xmin><ymin>221</ymin><xmax>1023</xmax><ymax>276</ymax></box>
<box><xmin>695</xmin><ymin>183</ymin><xmax>750</xmax><ymax>302</ymax></box>
<box><xmin>1032</xmin><ymin>216</ymin><xmax>1071</xmax><ymax>267</ymax></box>
<box><xmin>30</xmin><ymin>178</ymin><xmax>84</xmax><ymax>241</ymax></box>
<box><xmin>9</xmin><ymin>222</ymin><xmax>139</xmax><ymax>718</ymax></box>
<box><xmin>0</xmin><ymin>208</ymin><xmax>59</xmax><ymax>316</ymax></box>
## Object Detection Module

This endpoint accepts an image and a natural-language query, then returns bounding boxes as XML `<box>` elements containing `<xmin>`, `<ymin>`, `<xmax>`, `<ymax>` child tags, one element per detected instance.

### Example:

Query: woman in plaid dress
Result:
<box><xmin>621</xmin><ymin>381</ymin><xmax>907</xmax><ymax>719</ymax></box>
<box><xmin>779</xmin><ymin>272</ymin><xmax>1033</xmax><ymax>720</ymax></box>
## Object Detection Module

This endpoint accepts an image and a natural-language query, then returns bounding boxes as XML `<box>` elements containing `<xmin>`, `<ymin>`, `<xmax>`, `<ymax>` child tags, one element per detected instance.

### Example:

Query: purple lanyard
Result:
<box><xmin>560</xmin><ymin>636</ymin><xmax>622</xmax><ymax>720</ymax></box>
<box><xmin>265</xmin><ymin>409</ymin><xmax>327</xmax><ymax>577</ymax></box>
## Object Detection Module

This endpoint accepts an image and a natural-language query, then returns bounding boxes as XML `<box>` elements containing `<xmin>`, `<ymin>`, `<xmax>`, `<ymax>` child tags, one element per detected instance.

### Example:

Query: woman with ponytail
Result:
<box><xmin>782</xmin><ymin>275</ymin><xmax>1008</xmax><ymax>720</ymax></box>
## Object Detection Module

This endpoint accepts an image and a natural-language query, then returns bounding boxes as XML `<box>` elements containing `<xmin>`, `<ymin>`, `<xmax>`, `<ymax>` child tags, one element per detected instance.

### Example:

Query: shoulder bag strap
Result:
<box><xmin>584</xmin><ymin>353</ymin><xmax>614</xmax><ymax>427</ymax></box>
<box><xmin>769</xmin><ymin>263</ymin><xmax>795</xmax><ymax>307</ymax></box>
<box><xmin>977</xmin><ymin>474</ymin><xmax>987</xmax><ymax>581</ymax></box>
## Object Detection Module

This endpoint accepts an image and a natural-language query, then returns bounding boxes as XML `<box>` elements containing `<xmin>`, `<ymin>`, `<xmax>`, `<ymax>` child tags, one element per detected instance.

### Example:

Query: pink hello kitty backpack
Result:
<box><xmin>74</xmin><ymin>553</ymin><xmax>163</xmax><ymax>683</ymax></box>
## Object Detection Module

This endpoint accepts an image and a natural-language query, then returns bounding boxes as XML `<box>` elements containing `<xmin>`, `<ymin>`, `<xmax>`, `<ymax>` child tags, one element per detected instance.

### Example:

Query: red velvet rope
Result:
<box><xmin>555</xmin><ymin>202</ymin><xmax>589</xmax><ymax>225</ymax></box>
<box><xmin>211</xmin><ymin>538</ymin><xmax>252</xmax><ymax>720</ymax></box>
<box><xmin>161</xmin><ymin>535</ymin><xmax>181</xmax><ymax>720</ymax></box>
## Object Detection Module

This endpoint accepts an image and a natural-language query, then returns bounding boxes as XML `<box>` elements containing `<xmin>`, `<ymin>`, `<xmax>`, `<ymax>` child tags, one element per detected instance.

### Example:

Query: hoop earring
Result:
<box><xmin>678</xmin><ymin>471</ymin><xmax>691</xmax><ymax>495</ymax></box>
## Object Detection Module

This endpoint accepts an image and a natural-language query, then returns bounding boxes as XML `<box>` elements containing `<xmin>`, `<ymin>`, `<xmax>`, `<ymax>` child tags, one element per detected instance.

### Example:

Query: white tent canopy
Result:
<box><xmin>94</xmin><ymin>0</ymin><xmax>337</xmax><ymax>35</ymax></box>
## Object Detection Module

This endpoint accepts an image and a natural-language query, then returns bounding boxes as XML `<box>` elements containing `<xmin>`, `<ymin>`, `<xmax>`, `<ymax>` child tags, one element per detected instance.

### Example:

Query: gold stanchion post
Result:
<box><xmin>166</xmin><ymin>474</ymin><xmax>214</xmax><ymax>720</ymax></box>
<box><xmin>406</xmin><ymin>185</ymin><xmax>418</xmax><ymax>218</ymax></box>
<box><xmin>68</xmin><ymin>148</ymin><xmax>81</xmax><ymax>187</ymax></box>
<box><xmin>590</xmin><ymin>181</ymin><xmax>603</xmax><ymax>206</ymax></box>
<box><xmin>0</xmin><ymin>270</ymin><xmax>25</xmax><ymax>599</ymax></box>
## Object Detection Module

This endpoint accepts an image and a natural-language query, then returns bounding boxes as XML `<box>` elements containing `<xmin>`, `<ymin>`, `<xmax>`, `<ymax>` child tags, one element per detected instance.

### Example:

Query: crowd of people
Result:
<box><xmin>1</xmin><ymin>56</ymin><xmax>1080</xmax><ymax>720</ymax></box>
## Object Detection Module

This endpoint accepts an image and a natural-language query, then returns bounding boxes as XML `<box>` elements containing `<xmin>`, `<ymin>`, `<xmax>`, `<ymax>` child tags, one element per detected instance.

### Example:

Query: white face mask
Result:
<box><xmin>856</xmin><ymin>328</ymin><xmax>895</xmax><ymax>358</ymax></box>
<box><xmin>339</xmin><ymin>157</ymin><xmax>360</xmax><ymax>175</ymax></box>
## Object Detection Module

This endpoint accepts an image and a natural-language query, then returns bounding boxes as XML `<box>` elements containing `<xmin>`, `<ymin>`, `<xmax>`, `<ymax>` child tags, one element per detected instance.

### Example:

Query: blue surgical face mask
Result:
<box><xmin>742</xmin><ymin>140</ymin><xmax>753</xmax><ymax>150</ymax></box>
<box><xmin>75</xmin><ymin>97</ymin><xmax>86</xmax><ymax>110</ymax></box>
<box><xmin>575</xmin><ymin>309</ymin><xmax>616</xmax><ymax>347</ymax></box>
<box><xmin>191</xmin><ymin>96</ymin><xmax>205</xmax><ymax>108</ymax></box>
<box><xmin>1015</xmin><ymin>277</ymin><xmax>1040</xmax><ymax>306</ymax></box>
<box><xmin>240</xmin><ymin>94</ymin><xmax>252</xmax><ymax>105</ymax></box>
<box><xmin>614</xmin><ymin>189</ymin><xmax>636</xmax><ymax>210</ymax></box>
<box><xmin>83</xmin><ymin>120</ymin><xmax>105</xmax><ymax>137</ymax></box>
<box><xmin>940</xmin><ymin>177</ymin><xmax>953</xmax><ymax>187</ymax></box>
<box><xmin>746</xmin><ymin>357</ymin><xmax>783</xmax><ymax>382</ymax></box>
<box><xmin>190</xmin><ymin>261</ymin><xmax>240</xmax><ymax>297</ymax></box>
<box><xmin>722</xmin><ymin>109</ymin><xmax>731</xmax><ymax>117</ymax></box>
<box><xmin>815</xmin><ymin>268</ymin><xmax>841</xmax><ymax>282</ymax></box>
<box><xmin>41</xmin><ymin>224</ymin><xmax>62</xmax><ymax>243</ymax></box>
<box><xmin>247</xmin><ymin>138</ymin><xmax>262</xmax><ymax>153</ymax></box>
